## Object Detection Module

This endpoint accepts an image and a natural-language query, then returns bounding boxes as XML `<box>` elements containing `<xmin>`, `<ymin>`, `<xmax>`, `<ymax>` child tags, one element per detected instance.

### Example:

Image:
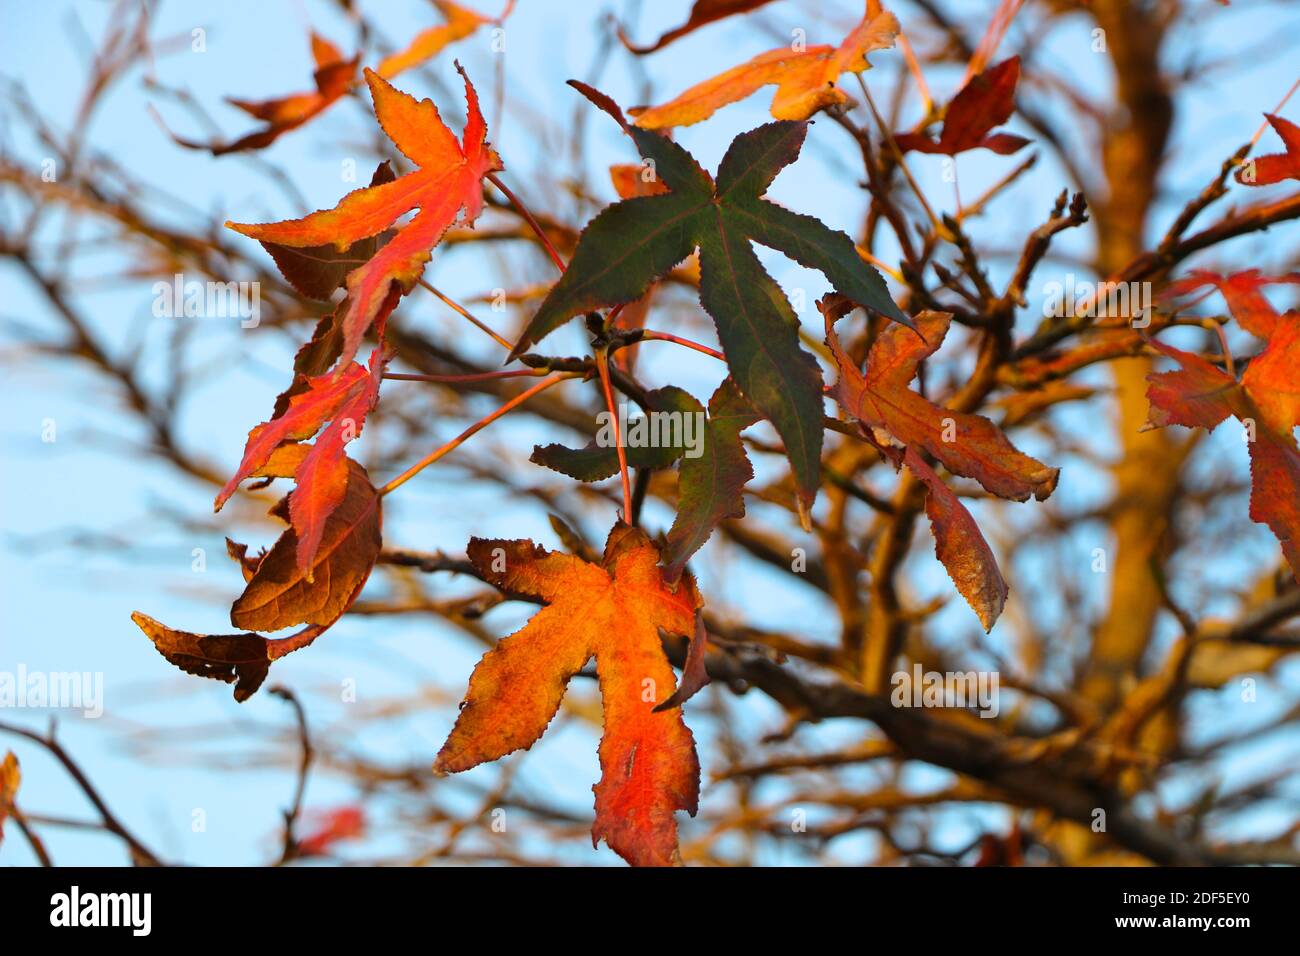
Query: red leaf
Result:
<box><xmin>1161</xmin><ymin>268</ymin><xmax>1300</xmax><ymax>338</ymax></box>
<box><xmin>297</xmin><ymin>806</ymin><xmax>366</xmax><ymax>856</ymax></box>
<box><xmin>894</xmin><ymin>57</ymin><xmax>1031</xmax><ymax>157</ymax></box>
<box><xmin>1236</xmin><ymin>114</ymin><xmax>1300</xmax><ymax>187</ymax></box>
<box><xmin>1145</xmin><ymin>317</ymin><xmax>1300</xmax><ymax>579</ymax></box>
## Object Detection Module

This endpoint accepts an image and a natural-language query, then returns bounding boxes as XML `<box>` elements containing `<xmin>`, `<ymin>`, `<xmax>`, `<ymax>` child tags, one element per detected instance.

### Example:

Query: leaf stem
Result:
<box><xmin>487</xmin><ymin>171</ymin><xmax>567</xmax><ymax>274</ymax></box>
<box><xmin>378</xmin><ymin>372</ymin><xmax>578</xmax><ymax>496</ymax></box>
<box><xmin>595</xmin><ymin>347</ymin><xmax>634</xmax><ymax>521</ymax></box>
<box><xmin>419</xmin><ymin>279</ymin><xmax>513</xmax><ymax>351</ymax></box>
<box><xmin>638</xmin><ymin>329</ymin><xmax>725</xmax><ymax>361</ymax></box>
<box><xmin>384</xmin><ymin>368</ymin><xmax>546</xmax><ymax>384</ymax></box>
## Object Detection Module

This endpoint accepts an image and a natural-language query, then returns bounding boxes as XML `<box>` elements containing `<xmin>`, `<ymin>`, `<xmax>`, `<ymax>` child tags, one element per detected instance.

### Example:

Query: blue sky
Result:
<box><xmin>3</xmin><ymin>0</ymin><xmax>1299</xmax><ymax>866</ymax></box>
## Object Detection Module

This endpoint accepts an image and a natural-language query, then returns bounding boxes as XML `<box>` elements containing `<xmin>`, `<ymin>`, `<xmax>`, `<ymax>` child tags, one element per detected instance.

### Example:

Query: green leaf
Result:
<box><xmin>513</xmin><ymin>111</ymin><xmax>909</xmax><ymax>508</ymax></box>
<box><xmin>663</xmin><ymin>379</ymin><xmax>758</xmax><ymax>581</ymax></box>
<box><xmin>531</xmin><ymin>386</ymin><xmax>703</xmax><ymax>481</ymax></box>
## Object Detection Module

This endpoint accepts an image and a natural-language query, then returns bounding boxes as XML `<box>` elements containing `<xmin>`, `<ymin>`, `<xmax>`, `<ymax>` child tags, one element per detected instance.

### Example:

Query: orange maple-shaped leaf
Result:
<box><xmin>227</xmin><ymin>64</ymin><xmax>502</xmax><ymax>371</ymax></box>
<box><xmin>1161</xmin><ymin>268</ymin><xmax>1300</xmax><ymax>339</ymax></box>
<box><xmin>629</xmin><ymin>1</ymin><xmax>898</xmax><ymax>129</ymax></box>
<box><xmin>1236</xmin><ymin>114</ymin><xmax>1300</xmax><ymax>187</ymax></box>
<box><xmin>826</xmin><ymin>305</ymin><xmax>1057</xmax><ymax>628</ymax></box>
<box><xmin>894</xmin><ymin>57</ymin><xmax>1030</xmax><ymax>156</ymax></box>
<box><xmin>162</xmin><ymin>32</ymin><xmax>358</xmax><ymax>155</ymax></box>
<box><xmin>1146</xmin><ymin>317</ymin><xmax>1300</xmax><ymax>577</ymax></box>
<box><xmin>436</xmin><ymin>524</ymin><xmax>703</xmax><ymax>866</ymax></box>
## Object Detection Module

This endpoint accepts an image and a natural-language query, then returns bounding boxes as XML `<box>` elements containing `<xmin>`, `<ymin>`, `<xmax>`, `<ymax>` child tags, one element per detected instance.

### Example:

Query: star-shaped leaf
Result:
<box><xmin>436</xmin><ymin>523</ymin><xmax>703</xmax><ymax>866</ymax></box>
<box><xmin>227</xmin><ymin>64</ymin><xmax>502</xmax><ymax>371</ymax></box>
<box><xmin>512</xmin><ymin>87</ymin><xmax>908</xmax><ymax>511</ymax></box>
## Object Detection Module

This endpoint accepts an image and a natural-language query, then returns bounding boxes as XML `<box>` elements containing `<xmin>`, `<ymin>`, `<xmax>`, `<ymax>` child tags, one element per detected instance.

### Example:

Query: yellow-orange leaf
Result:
<box><xmin>436</xmin><ymin>524</ymin><xmax>703</xmax><ymax>866</ymax></box>
<box><xmin>226</xmin><ymin>65</ymin><xmax>502</xmax><ymax>371</ymax></box>
<box><xmin>629</xmin><ymin>2</ymin><xmax>898</xmax><ymax>129</ymax></box>
<box><xmin>376</xmin><ymin>0</ymin><xmax>501</xmax><ymax>79</ymax></box>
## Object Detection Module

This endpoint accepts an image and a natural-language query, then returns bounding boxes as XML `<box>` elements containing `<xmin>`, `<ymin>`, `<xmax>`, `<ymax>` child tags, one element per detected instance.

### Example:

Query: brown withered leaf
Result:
<box><xmin>232</xmin><ymin>457</ymin><xmax>383</xmax><ymax>631</ymax></box>
<box><xmin>132</xmin><ymin>458</ymin><xmax>381</xmax><ymax>700</ymax></box>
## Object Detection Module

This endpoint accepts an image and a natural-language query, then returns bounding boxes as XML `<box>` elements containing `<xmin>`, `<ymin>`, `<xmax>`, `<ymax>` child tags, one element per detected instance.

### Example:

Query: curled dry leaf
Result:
<box><xmin>629</xmin><ymin>2</ymin><xmax>898</xmax><ymax>129</ymax></box>
<box><xmin>894</xmin><ymin>57</ymin><xmax>1031</xmax><ymax>156</ymax></box>
<box><xmin>436</xmin><ymin>523</ymin><xmax>703</xmax><ymax>866</ymax></box>
<box><xmin>618</xmin><ymin>0</ymin><xmax>779</xmax><ymax>55</ymax></box>
<box><xmin>160</xmin><ymin>33</ymin><xmax>358</xmax><ymax>155</ymax></box>
<box><xmin>133</xmin><ymin>458</ymin><xmax>383</xmax><ymax>701</ymax></box>
<box><xmin>227</xmin><ymin>65</ymin><xmax>502</xmax><ymax>372</ymax></box>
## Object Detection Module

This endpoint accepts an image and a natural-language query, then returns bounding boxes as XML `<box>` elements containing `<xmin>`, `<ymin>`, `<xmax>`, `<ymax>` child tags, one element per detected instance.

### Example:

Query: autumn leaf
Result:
<box><xmin>629</xmin><ymin>2</ymin><xmax>898</xmax><ymax>129</ymax></box>
<box><xmin>1160</xmin><ymin>268</ymin><xmax>1300</xmax><ymax>338</ymax></box>
<box><xmin>227</xmin><ymin>64</ymin><xmax>502</xmax><ymax>372</ymax></box>
<box><xmin>618</xmin><ymin>0</ymin><xmax>779</xmax><ymax>55</ymax></box>
<box><xmin>0</xmin><ymin>751</ymin><xmax>18</xmax><ymax>848</ymax></box>
<box><xmin>825</xmin><ymin>304</ymin><xmax>1056</xmax><ymax>628</ymax></box>
<box><xmin>436</xmin><ymin>524</ymin><xmax>703</xmax><ymax>866</ymax></box>
<box><xmin>376</xmin><ymin>0</ymin><xmax>504</xmax><ymax>79</ymax></box>
<box><xmin>160</xmin><ymin>33</ymin><xmax>358</xmax><ymax>155</ymax></box>
<box><xmin>663</xmin><ymin>378</ymin><xmax>758</xmax><ymax>582</ymax></box>
<box><xmin>215</xmin><ymin>337</ymin><xmax>390</xmax><ymax>574</ymax></box>
<box><xmin>513</xmin><ymin>89</ymin><xmax>908</xmax><ymax>511</ymax></box>
<box><xmin>134</xmin><ymin>458</ymin><xmax>383</xmax><ymax>700</ymax></box>
<box><xmin>1145</xmin><ymin>318</ymin><xmax>1300</xmax><ymax>578</ymax></box>
<box><xmin>894</xmin><ymin>57</ymin><xmax>1031</xmax><ymax>156</ymax></box>
<box><xmin>1236</xmin><ymin>114</ymin><xmax>1300</xmax><ymax>186</ymax></box>
<box><xmin>232</xmin><ymin>457</ymin><xmax>384</xmax><ymax>630</ymax></box>
<box><xmin>261</xmin><ymin>162</ymin><xmax>397</xmax><ymax>300</ymax></box>
<box><xmin>297</xmin><ymin>806</ymin><xmax>367</xmax><ymax>856</ymax></box>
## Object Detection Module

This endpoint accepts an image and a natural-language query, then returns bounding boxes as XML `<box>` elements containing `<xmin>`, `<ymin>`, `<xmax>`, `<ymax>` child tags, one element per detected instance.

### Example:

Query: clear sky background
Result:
<box><xmin>3</xmin><ymin>0</ymin><xmax>1299</xmax><ymax>866</ymax></box>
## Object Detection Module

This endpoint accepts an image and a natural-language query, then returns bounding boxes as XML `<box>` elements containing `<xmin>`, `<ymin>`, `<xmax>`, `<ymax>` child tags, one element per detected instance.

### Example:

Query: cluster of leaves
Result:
<box><xmin>129</xmin><ymin>0</ymin><xmax>1300</xmax><ymax>866</ymax></box>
